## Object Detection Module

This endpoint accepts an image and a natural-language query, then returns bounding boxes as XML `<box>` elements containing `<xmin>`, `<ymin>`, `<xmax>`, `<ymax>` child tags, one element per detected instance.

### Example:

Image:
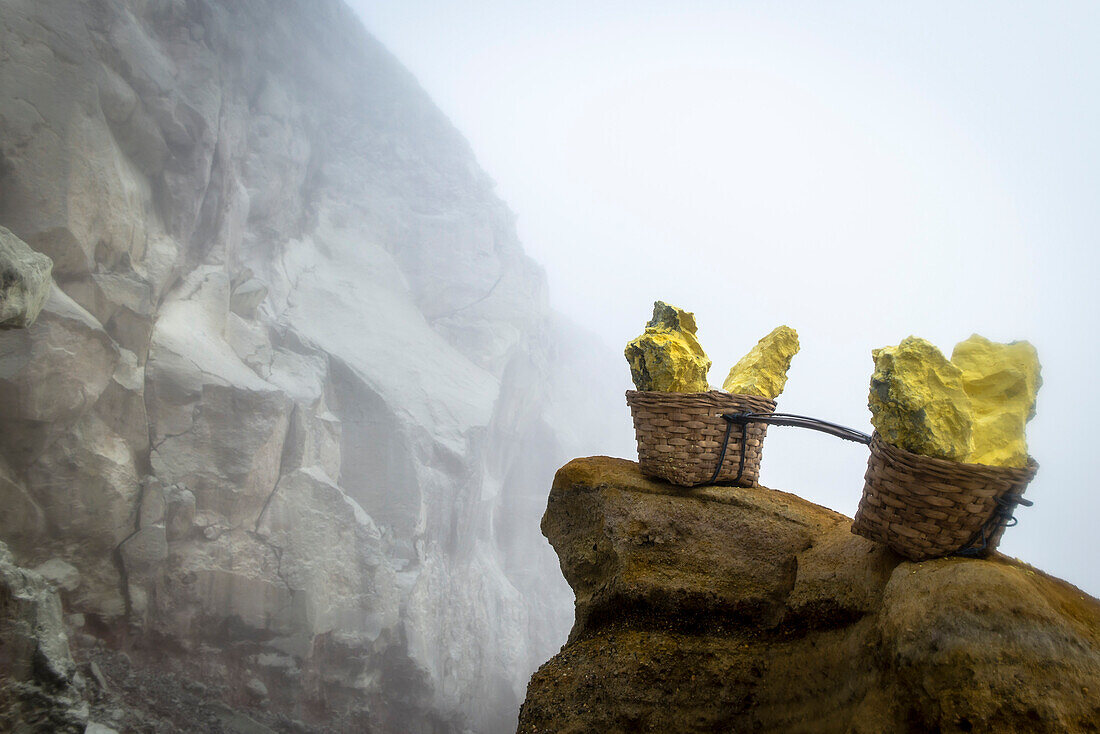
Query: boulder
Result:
<box><xmin>868</xmin><ymin>336</ymin><xmax>972</xmax><ymax>461</ymax></box>
<box><xmin>540</xmin><ymin>457</ymin><xmax>844</xmax><ymax>635</ymax></box>
<box><xmin>245</xmin><ymin>678</ymin><xmax>269</xmax><ymax>700</ymax></box>
<box><xmin>518</xmin><ymin>457</ymin><xmax>1100</xmax><ymax>733</ymax></box>
<box><xmin>951</xmin><ymin>334</ymin><xmax>1041</xmax><ymax>468</ymax></box>
<box><xmin>721</xmin><ymin>325</ymin><xmax>800</xmax><ymax>399</ymax></box>
<box><xmin>624</xmin><ymin>301</ymin><xmax>711</xmax><ymax>392</ymax></box>
<box><xmin>0</xmin><ymin>226</ymin><xmax>53</xmax><ymax>329</ymax></box>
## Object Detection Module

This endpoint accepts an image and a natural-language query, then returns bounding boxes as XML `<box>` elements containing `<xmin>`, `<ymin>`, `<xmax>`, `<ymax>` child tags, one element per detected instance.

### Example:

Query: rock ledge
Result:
<box><xmin>518</xmin><ymin>457</ymin><xmax>1100</xmax><ymax>734</ymax></box>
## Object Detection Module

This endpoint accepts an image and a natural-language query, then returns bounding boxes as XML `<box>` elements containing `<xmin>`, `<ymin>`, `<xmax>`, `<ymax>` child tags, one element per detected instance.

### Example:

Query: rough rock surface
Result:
<box><xmin>868</xmin><ymin>336</ymin><xmax>973</xmax><ymax>461</ymax></box>
<box><xmin>0</xmin><ymin>1</ymin><xmax>630</xmax><ymax>731</ymax></box>
<box><xmin>0</xmin><ymin>226</ymin><xmax>53</xmax><ymax>329</ymax></box>
<box><xmin>624</xmin><ymin>301</ymin><xmax>711</xmax><ymax>392</ymax></box>
<box><xmin>952</xmin><ymin>334</ymin><xmax>1041</xmax><ymax>468</ymax></box>
<box><xmin>0</xmin><ymin>542</ymin><xmax>88</xmax><ymax>733</ymax></box>
<box><xmin>721</xmin><ymin>324</ymin><xmax>800</xmax><ymax>398</ymax></box>
<box><xmin>518</xmin><ymin>457</ymin><xmax>1100</xmax><ymax>733</ymax></box>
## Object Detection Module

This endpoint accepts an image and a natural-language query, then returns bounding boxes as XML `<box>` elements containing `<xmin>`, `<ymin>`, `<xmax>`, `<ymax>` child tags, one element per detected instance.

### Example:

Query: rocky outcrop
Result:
<box><xmin>518</xmin><ymin>458</ymin><xmax>1100</xmax><ymax>733</ymax></box>
<box><xmin>0</xmin><ymin>1</ymin><xmax>627</xmax><ymax>731</ymax></box>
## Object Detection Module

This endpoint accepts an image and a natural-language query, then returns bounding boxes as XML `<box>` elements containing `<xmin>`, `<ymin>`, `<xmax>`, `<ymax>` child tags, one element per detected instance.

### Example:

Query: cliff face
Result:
<box><xmin>0</xmin><ymin>1</ymin><xmax>625</xmax><ymax>731</ymax></box>
<box><xmin>519</xmin><ymin>457</ymin><xmax>1100</xmax><ymax>733</ymax></box>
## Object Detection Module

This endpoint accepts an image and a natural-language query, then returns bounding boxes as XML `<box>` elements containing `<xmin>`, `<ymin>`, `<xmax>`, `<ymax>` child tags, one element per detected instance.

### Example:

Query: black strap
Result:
<box><xmin>954</xmin><ymin>493</ymin><xmax>1034</xmax><ymax>557</ymax></box>
<box><xmin>698</xmin><ymin>415</ymin><xmax>749</xmax><ymax>487</ymax></box>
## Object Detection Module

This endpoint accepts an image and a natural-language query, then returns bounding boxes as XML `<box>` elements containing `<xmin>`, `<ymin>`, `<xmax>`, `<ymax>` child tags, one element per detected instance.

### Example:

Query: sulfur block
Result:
<box><xmin>951</xmin><ymin>334</ymin><xmax>1041</xmax><ymax>468</ymax></box>
<box><xmin>625</xmin><ymin>301</ymin><xmax>711</xmax><ymax>392</ymax></box>
<box><xmin>721</xmin><ymin>325</ymin><xmax>800</xmax><ymax>399</ymax></box>
<box><xmin>868</xmin><ymin>337</ymin><xmax>973</xmax><ymax>461</ymax></box>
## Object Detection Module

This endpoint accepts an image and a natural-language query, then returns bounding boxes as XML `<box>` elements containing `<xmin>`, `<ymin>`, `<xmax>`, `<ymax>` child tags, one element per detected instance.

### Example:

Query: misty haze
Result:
<box><xmin>0</xmin><ymin>1</ymin><xmax>1097</xmax><ymax>732</ymax></box>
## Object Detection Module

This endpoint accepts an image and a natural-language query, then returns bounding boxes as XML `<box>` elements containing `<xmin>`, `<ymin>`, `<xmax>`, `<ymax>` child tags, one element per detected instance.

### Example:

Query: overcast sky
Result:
<box><xmin>348</xmin><ymin>0</ymin><xmax>1100</xmax><ymax>595</ymax></box>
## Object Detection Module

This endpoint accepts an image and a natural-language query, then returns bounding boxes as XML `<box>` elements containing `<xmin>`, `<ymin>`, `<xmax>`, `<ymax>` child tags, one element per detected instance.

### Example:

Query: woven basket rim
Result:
<box><xmin>869</xmin><ymin>432</ymin><xmax>1038</xmax><ymax>481</ymax></box>
<box><xmin>625</xmin><ymin>389</ymin><xmax>777</xmax><ymax>410</ymax></box>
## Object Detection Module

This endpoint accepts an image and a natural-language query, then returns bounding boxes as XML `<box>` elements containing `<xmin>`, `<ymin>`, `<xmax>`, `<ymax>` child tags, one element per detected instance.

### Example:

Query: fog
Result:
<box><xmin>352</xmin><ymin>0</ymin><xmax>1100</xmax><ymax>595</ymax></box>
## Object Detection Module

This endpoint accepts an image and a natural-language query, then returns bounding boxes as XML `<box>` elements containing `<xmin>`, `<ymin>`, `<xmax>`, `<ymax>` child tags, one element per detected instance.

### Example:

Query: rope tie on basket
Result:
<box><xmin>701</xmin><ymin>414</ymin><xmax>751</xmax><ymax>487</ymax></box>
<box><xmin>701</xmin><ymin>412</ymin><xmax>873</xmax><ymax>487</ymax></box>
<box><xmin>954</xmin><ymin>493</ymin><xmax>1035</xmax><ymax>557</ymax></box>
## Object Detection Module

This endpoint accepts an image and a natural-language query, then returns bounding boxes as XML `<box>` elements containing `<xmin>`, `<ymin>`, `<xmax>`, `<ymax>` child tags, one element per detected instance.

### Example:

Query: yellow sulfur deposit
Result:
<box><xmin>625</xmin><ymin>301</ymin><xmax>711</xmax><ymax>392</ymax></box>
<box><xmin>721</xmin><ymin>326</ymin><xmax>800</xmax><ymax>399</ymax></box>
<box><xmin>868</xmin><ymin>337</ymin><xmax>973</xmax><ymax>462</ymax></box>
<box><xmin>868</xmin><ymin>334</ymin><xmax>1042</xmax><ymax>466</ymax></box>
<box><xmin>951</xmin><ymin>335</ymin><xmax>1041</xmax><ymax>468</ymax></box>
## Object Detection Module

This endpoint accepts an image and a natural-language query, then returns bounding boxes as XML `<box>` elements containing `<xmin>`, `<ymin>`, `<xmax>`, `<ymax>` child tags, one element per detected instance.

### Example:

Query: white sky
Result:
<box><xmin>348</xmin><ymin>0</ymin><xmax>1100</xmax><ymax>596</ymax></box>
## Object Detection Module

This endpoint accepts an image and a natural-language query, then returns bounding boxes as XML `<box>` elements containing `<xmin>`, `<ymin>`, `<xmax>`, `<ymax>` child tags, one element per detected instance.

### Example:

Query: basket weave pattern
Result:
<box><xmin>626</xmin><ymin>390</ymin><xmax>776</xmax><ymax>487</ymax></box>
<box><xmin>852</xmin><ymin>433</ymin><xmax>1037</xmax><ymax>560</ymax></box>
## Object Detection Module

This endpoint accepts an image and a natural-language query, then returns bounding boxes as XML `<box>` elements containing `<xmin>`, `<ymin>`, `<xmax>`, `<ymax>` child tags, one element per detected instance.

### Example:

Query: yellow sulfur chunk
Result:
<box><xmin>868</xmin><ymin>337</ymin><xmax>973</xmax><ymax>462</ymax></box>
<box><xmin>647</xmin><ymin>300</ymin><xmax>700</xmax><ymax>335</ymax></box>
<box><xmin>951</xmin><ymin>334</ymin><xmax>1041</xmax><ymax>468</ymax></box>
<box><xmin>625</xmin><ymin>301</ymin><xmax>711</xmax><ymax>392</ymax></box>
<box><xmin>721</xmin><ymin>326</ymin><xmax>800</xmax><ymax>399</ymax></box>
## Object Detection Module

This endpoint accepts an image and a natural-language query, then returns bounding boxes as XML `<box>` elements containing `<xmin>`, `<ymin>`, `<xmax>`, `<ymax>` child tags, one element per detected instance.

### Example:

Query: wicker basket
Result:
<box><xmin>625</xmin><ymin>390</ymin><xmax>776</xmax><ymax>487</ymax></box>
<box><xmin>852</xmin><ymin>433</ymin><xmax>1038</xmax><ymax>560</ymax></box>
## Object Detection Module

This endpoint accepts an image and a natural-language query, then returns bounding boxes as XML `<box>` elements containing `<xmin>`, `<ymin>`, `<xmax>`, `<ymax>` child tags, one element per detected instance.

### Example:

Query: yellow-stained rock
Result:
<box><xmin>721</xmin><ymin>325</ymin><xmax>800</xmax><ymax>399</ymax></box>
<box><xmin>951</xmin><ymin>335</ymin><xmax>1041</xmax><ymax>468</ymax></box>
<box><xmin>625</xmin><ymin>301</ymin><xmax>711</xmax><ymax>392</ymax></box>
<box><xmin>520</xmin><ymin>456</ymin><xmax>1100</xmax><ymax>734</ymax></box>
<box><xmin>868</xmin><ymin>337</ymin><xmax>973</xmax><ymax>461</ymax></box>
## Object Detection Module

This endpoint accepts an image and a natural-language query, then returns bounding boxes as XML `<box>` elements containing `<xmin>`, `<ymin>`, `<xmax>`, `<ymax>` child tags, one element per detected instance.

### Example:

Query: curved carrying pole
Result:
<box><xmin>700</xmin><ymin>411</ymin><xmax>871</xmax><ymax>487</ymax></box>
<box><xmin>704</xmin><ymin>413</ymin><xmax>1033</xmax><ymax>557</ymax></box>
<box><xmin>723</xmin><ymin>412</ymin><xmax>872</xmax><ymax>446</ymax></box>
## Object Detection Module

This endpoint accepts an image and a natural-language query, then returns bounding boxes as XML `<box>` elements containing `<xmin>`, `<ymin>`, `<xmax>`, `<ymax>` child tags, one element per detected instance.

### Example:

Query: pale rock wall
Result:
<box><xmin>0</xmin><ymin>1</ymin><xmax>623</xmax><ymax>731</ymax></box>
